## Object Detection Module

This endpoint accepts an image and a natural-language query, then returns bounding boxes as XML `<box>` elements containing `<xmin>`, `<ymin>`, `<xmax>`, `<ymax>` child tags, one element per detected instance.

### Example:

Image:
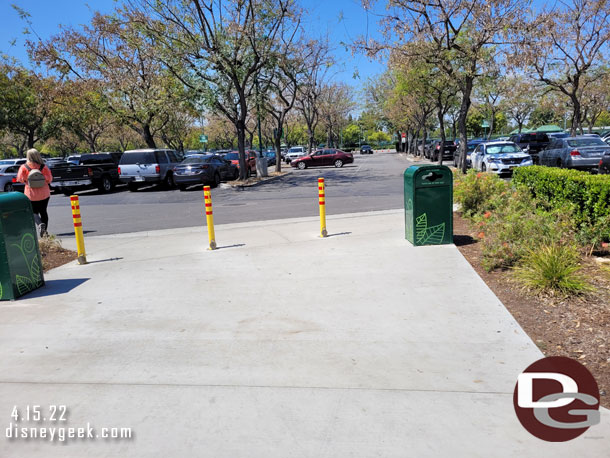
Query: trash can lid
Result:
<box><xmin>0</xmin><ymin>192</ymin><xmax>31</xmax><ymax>213</ymax></box>
<box><xmin>404</xmin><ymin>165</ymin><xmax>453</xmax><ymax>188</ymax></box>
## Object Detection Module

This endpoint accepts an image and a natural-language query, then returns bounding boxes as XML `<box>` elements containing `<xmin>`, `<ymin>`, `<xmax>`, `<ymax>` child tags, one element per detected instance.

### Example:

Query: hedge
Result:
<box><xmin>512</xmin><ymin>166</ymin><xmax>610</xmax><ymax>226</ymax></box>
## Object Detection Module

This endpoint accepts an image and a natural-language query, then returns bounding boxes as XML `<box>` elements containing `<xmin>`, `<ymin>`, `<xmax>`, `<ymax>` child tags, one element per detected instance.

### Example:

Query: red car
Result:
<box><xmin>291</xmin><ymin>149</ymin><xmax>354</xmax><ymax>169</ymax></box>
<box><xmin>222</xmin><ymin>150</ymin><xmax>257</xmax><ymax>177</ymax></box>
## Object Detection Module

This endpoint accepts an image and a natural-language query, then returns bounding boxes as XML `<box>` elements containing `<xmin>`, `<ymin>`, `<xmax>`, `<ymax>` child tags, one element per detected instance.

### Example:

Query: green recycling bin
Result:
<box><xmin>0</xmin><ymin>192</ymin><xmax>45</xmax><ymax>300</ymax></box>
<box><xmin>404</xmin><ymin>165</ymin><xmax>453</xmax><ymax>246</ymax></box>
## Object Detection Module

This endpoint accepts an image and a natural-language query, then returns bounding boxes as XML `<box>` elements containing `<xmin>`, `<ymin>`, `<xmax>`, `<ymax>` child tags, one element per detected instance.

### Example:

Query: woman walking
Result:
<box><xmin>16</xmin><ymin>148</ymin><xmax>53</xmax><ymax>237</ymax></box>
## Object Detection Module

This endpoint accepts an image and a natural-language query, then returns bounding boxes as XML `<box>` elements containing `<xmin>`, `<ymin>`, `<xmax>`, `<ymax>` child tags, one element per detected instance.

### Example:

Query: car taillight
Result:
<box><xmin>118</xmin><ymin>166</ymin><xmax>121</xmax><ymax>175</ymax></box>
<box><xmin>600</xmin><ymin>159</ymin><xmax>604</xmax><ymax>166</ymax></box>
<box><xmin>12</xmin><ymin>178</ymin><xmax>17</xmax><ymax>183</ymax></box>
<box><xmin>570</xmin><ymin>150</ymin><xmax>580</xmax><ymax>156</ymax></box>
<box><xmin>155</xmin><ymin>165</ymin><xmax>160</xmax><ymax>173</ymax></box>
<box><xmin>87</xmin><ymin>167</ymin><xmax>93</xmax><ymax>176</ymax></box>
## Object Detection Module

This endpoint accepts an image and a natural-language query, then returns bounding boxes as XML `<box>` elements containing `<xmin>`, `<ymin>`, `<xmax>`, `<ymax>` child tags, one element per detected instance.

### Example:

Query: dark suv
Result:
<box><xmin>429</xmin><ymin>140</ymin><xmax>456</xmax><ymax>161</ymax></box>
<box><xmin>508</xmin><ymin>133</ymin><xmax>550</xmax><ymax>164</ymax></box>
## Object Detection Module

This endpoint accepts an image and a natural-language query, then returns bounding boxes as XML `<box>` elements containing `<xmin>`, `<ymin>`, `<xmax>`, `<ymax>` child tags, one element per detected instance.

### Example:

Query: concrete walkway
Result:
<box><xmin>0</xmin><ymin>210</ymin><xmax>608</xmax><ymax>457</ymax></box>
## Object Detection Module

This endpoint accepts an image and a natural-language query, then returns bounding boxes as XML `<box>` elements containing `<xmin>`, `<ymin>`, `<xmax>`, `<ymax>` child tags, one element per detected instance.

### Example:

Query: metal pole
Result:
<box><xmin>318</xmin><ymin>178</ymin><xmax>327</xmax><ymax>238</ymax></box>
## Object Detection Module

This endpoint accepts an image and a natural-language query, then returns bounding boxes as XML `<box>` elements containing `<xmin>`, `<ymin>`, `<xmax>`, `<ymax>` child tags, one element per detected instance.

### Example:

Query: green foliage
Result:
<box><xmin>512</xmin><ymin>166</ymin><xmax>610</xmax><ymax>227</ymax></box>
<box><xmin>514</xmin><ymin>245</ymin><xmax>592</xmax><ymax>296</ymax></box>
<box><xmin>453</xmin><ymin>170</ymin><xmax>510</xmax><ymax>217</ymax></box>
<box><xmin>473</xmin><ymin>189</ymin><xmax>575</xmax><ymax>270</ymax></box>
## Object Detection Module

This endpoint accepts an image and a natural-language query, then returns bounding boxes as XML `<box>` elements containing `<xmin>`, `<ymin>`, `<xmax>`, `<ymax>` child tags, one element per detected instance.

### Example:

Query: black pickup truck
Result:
<box><xmin>51</xmin><ymin>152</ymin><xmax>122</xmax><ymax>195</ymax></box>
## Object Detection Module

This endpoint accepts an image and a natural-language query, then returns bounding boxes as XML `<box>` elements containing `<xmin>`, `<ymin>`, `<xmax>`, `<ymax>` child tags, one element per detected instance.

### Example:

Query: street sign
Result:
<box><xmin>481</xmin><ymin>120</ymin><xmax>490</xmax><ymax>128</ymax></box>
<box><xmin>401</xmin><ymin>132</ymin><xmax>406</xmax><ymax>143</ymax></box>
<box><xmin>199</xmin><ymin>134</ymin><xmax>208</xmax><ymax>143</ymax></box>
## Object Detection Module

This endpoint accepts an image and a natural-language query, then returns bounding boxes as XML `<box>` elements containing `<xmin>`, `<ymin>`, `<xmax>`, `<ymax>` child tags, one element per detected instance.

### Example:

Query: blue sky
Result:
<box><xmin>0</xmin><ymin>0</ymin><xmax>383</xmax><ymax>90</ymax></box>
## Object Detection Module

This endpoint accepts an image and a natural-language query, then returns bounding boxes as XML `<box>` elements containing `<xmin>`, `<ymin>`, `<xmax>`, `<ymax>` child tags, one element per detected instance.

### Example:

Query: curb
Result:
<box><xmin>229</xmin><ymin>170</ymin><xmax>293</xmax><ymax>189</ymax></box>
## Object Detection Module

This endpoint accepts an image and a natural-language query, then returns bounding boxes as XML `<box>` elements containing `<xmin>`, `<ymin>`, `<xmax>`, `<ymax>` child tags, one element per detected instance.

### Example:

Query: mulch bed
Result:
<box><xmin>453</xmin><ymin>212</ymin><xmax>610</xmax><ymax>407</ymax></box>
<box><xmin>40</xmin><ymin>240</ymin><xmax>77</xmax><ymax>272</ymax></box>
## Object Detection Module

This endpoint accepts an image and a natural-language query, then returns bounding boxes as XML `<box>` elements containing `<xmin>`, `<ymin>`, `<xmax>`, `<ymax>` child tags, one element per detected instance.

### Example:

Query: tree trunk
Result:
<box><xmin>236</xmin><ymin>119</ymin><xmax>248</xmax><ymax>180</ymax></box>
<box><xmin>459</xmin><ymin>79</ymin><xmax>474</xmax><ymax>174</ymax></box>
<box><xmin>488</xmin><ymin>112</ymin><xmax>495</xmax><ymax>140</ymax></box>
<box><xmin>438</xmin><ymin>107</ymin><xmax>446</xmax><ymax>165</ymax></box>
<box><xmin>27</xmin><ymin>129</ymin><xmax>35</xmax><ymax>149</ymax></box>
<box><xmin>274</xmin><ymin>125</ymin><xmax>282</xmax><ymax>173</ymax></box>
<box><xmin>142</xmin><ymin>124</ymin><xmax>157</xmax><ymax>149</ymax></box>
<box><xmin>569</xmin><ymin>96</ymin><xmax>582</xmax><ymax>136</ymax></box>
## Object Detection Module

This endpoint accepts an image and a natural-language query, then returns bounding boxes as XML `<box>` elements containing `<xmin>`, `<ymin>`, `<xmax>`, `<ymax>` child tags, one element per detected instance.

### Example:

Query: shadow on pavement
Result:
<box><xmin>326</xmin><ymin>232</ymin><xmax>352</xmax><ymax>238</ymax></box>
<box><xmin>86</xmin><ymin>257</ymin><xmax>123</xmax><ymax>264</ymax></box>
<box><xmin>55</xmin><ymin>230</ymin><xmax>97</xmax><ymax>237</ymax></box>
<box><xmin>215</xmin><ymin>244</ymin><xmax>246</xmax><ymax>250</ymax></box>
<box><xmin>25</xmin><ymin>278</ymin><xmax>90</xmax><ymax>298</ymax></box>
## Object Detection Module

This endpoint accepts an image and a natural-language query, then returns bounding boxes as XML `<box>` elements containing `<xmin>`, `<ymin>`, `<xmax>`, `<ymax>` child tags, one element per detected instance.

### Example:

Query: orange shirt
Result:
<box><xmin>16</xmin><ymin>162</ymin><xmax>53</xmax><ymax>201</ymax></box>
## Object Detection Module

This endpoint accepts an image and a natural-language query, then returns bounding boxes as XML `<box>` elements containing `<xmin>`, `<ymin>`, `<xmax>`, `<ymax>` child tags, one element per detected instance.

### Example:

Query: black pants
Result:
<box><xmin>31</xmin><ymin>197</ymin><xmax>50</xmax><ymax>228</ymax></box>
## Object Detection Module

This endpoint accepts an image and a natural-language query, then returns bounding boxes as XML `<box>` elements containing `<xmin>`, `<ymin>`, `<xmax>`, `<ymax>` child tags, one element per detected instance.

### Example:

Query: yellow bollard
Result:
<box><xmin>318</xmin><ymin>177</ymin><xmax>327</xmax><ymax>237</ymax></box>
<box><xmin>203</xmin><ymin>186</ymin><xmax>217</xmax><ymax>250</ymax></box>
<box><xmin>69</xmin><ymin>195</ymin><xmax>87</xmax><ymax>264</ymax></box>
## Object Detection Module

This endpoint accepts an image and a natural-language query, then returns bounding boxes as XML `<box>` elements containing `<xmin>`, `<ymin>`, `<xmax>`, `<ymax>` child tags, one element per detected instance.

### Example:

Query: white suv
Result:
<box><xmin>285</xmin><ymin>146</ymin><xmax>307</xmax><ymax>164</ymax></box>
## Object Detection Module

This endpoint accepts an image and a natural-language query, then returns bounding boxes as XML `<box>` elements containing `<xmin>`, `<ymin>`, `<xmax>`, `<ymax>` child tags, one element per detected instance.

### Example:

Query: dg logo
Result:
<box><xmin>513</xmin><ymin>356</ymin><xmax>601</xmax><ymax>442</ymax></box>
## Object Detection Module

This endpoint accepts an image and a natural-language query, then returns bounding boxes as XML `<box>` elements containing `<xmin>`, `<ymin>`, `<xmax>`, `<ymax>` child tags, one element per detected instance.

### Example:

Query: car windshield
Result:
<box><xmin>288</xmin><ymin>148</ymin><xmax>302</xmax><ymax>153</ymax></box>
<box><xmin>486</xmin><ymin>144</ymin><xmax>521</xmax><ymax>154</ymax></box>
<box><xmin>121</xmin><ymin>152</ymin><xmax>156</xmax><ymax>164</ymax></box>
<box><xmin>567</xmin><ymin>138</ymin><xmax>606</xmax><ymax>147</ymax></box>
<box><xmin>223</xmin><ymin>153</ymin><xmax>239</xmax><ymax>160</ymax></box>
<box><xmin>0</xmin><ymin>160</ymin><xmax>16</xmax><ymax>165</ymax></box>
<box><xmin>264</xmin><ymin>152</ymin><xmax>275</xmax><ymax>157</ymax></box>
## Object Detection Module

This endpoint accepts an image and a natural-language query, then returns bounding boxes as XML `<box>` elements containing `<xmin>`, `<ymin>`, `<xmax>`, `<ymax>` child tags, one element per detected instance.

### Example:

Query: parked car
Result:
<box><xmin>66</xmin><ymin>154</ymin><xmax>81</xmax><ymax>165</ymax></box>
<box><xmin>291</xmin><ymin>148</ymin><xmax>354</xmax><ymax>169</ymax></box>
<box><xmin>0</xmin><ymin>158</ymin><xmax>26</xmax><ymax>167</ymax></box>
<box><xmin>429</xmin><ymin>140</ymin><xmax>456</xmax><ymax>161</ymax></box>
<box><xmin>360</xmin><ymin>144</ymin><xmax>373</xmax><ymax>154</ymax></box>
<box><xmin>220</xmin><ymin>150</ymin><xmax>257</xmax><ymax>177</ymax></box>
<box><xmin>119</xmin><ymin>149</ymin><xmax>183</xmax><ymax>191</ymax></box>
<box><xmin>471</xmin><ymin>141</ymin><xmax>533</xmax><ymax>176</ymax></box>
<box><xmin>453</xmin><ymin>139</ymin><xmax>485</xmax><ymax>168</ymax></box>
<box><xmin>599</xmin><ymin>152</ymin><xmax>610</xmax><ymax>174</ymax></box>
<box><xmin>508</xmin><ymin>132</ymin><xmax>550</xmax><ymax>164</ymax></box>
<box><xmin>547</xmin><ymin>132</ymin><xmax>569</xmax><ymax>139</ymax></box>
<box><xmin>263</xmin><ymin>151</ymin><xmax>277</xmax><ymax>167</ymax></box>
<box><xmin>285</xmin><ymin>146</ymin><xmax>307</xmax><ymax>164</ymax></box>
<box><xmin>51</xmin><ymin>152</ymin><xmax>123</xmax><ymax>195</ymax></box>
<box><xmin>539</xmin><ymin>136</ymin><xmax>610</xmax><ymax>171</ymax></box>
<box><xmin>174</xmin><ymin>154</ymin><xmax>238</xmax><ymax>190</ymax></box>
<box><xmin>0</xmin><ymin>164</ymin><xmax>20</xmax><ymax>192</ymax></box>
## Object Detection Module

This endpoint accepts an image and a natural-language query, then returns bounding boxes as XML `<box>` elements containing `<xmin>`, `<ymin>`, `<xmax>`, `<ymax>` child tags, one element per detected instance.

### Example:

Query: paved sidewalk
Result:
<box><xmin>0</xmin><ymin>210</ymin><xmax>608</xmax><ymax>457</ymax></box>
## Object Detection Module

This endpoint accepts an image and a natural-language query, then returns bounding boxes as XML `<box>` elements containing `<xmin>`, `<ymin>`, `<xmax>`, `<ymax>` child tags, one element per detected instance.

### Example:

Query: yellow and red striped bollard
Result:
<box><xmin>203</xmin><ymin>186</ymin><xmax>217</xmax><ymax>250</ymax></box>
<box><xmin>318</xmin><ymin>177</ymin><xmax>327</xmax><ymax>237</ymax></box>
<box><xmin>69</xmin><ymin>195</ymin><xmax>87</xmax><ymax>264</ymax></box>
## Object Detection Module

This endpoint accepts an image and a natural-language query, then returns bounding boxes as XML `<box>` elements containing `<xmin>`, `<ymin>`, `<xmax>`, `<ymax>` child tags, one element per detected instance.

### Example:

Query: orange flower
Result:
<box><xmin>476</xmin><ymin>173</ymin><xmax>482</xmax><ymax>178</ymax></box>
<box><xmin>602</xmin><ymin>242</ymin><xmax>609</xmax><ymax>248</ymax></box>
<box><xmin>483</xmin><ymin>211</ymin><xmax>492</xmax><ymax>219</ymax></box>
<box><xmin>502</xmin><ymin>242</ymin><xmax>509</xmax><ymax>248</ymax></box>
<box><xmin>478</xmin><ymin>231</ymin><xmax>485</xmax><ymax>239</ymax></box>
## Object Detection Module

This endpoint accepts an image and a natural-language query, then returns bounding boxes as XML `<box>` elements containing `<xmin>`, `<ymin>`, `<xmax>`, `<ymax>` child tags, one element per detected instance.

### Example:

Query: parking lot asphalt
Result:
<box><xmin>1</xmin><ymin>210</ymin><xmax>608</xmax><ymax>457</ymax></box>
<box><xmin>46</xmin><ymin>151</ymin><xmax>411</xmax><ymax>237</ymax></box>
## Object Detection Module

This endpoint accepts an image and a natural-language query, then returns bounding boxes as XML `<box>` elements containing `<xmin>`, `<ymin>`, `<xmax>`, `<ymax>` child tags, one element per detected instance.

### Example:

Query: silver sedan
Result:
<box><xmin>539</xmin><ymin>136</ymin><xmax>610</xmax><ymax>170</ymax></box>
<box><xmin>0</xmin><ymin>164</ymin><xmax>20</xmax><ymax>192</ymax></box>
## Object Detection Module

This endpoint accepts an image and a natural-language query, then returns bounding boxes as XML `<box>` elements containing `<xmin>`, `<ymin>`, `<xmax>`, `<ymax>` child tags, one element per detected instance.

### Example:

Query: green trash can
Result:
<box><xmin>404</xmin><ymin>165</ymin><xmax>453</xmax><ymax>246</ymax></box>
<box><xmin>0</xmin><ymin>193</ymin><xmax>45</xmax><ymax>300</ymax></box>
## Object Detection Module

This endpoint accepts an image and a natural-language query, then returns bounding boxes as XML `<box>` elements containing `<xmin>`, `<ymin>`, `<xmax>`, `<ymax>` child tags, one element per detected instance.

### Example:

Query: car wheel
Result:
<box><xmin>212</xmin><ymin>172</ymin><xmax>221</xmax><ymax>188</ymax></box>
<box><xmin>63</xmin><ymin>189</ymin><xmax>73</xmax><ymax>197</ymax></box>
<box><xmin>232</xmin><ymin>169</ymin><xmax>239</xmax><ymax>180</ymax></box>
<box><xmin>98</xmin><ymin>175</ymin><xmax>112</xmax><ymax>193</ymax></box>
<box><xmin>178</xmin><ymin>185</ymin><xmax>188</xmax><ymax>192</ymax></box>
<box><xmin>4</xmin><ymin>183</ymin><xmax>14</xmax><ymax>192</ymax></box>
<box><xmin>557</xmin><ymin>159</ymin><xmax>564</xmax><ymax>168</ymax></box>
<box><xmin>334</xmin><ymin>159</ymin><xmax>344</xmax><ymax>168</ymax></box>
<box><xmin>481</xmin><ymin>163</ymin><xmax>487</xmax><ymax>172</ymax></box>
<box><xmin>297</xmin><ymin>161</ymin><xmax>306</xmax><ymax>170</ymax></box>
<box><xmin>128</xmin><ymin>182</ymin><xmax>139</xmax><ymax>192</ymax></box>
<box><xmin>164</xmin><ymin>173</ymin><xmax>175</xmax><ymax>189</ymax></box>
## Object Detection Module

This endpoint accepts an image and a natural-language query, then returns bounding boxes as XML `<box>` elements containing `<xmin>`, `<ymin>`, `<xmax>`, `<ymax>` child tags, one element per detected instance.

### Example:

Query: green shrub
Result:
<box><xmin>514</xmin><ymin>244</ymin><xmax>593</xmax><ymax>296</ymax></box>
<box><xmin>453</xmin><ymin>170</ymin><xmax>510</xmax><ymax>217</ymax></box>
<box><xmin>474</xmin><ymin>188</ymin><xmax>575</xmax><ymax>270</ymax></box>
<box><xmin>513</xmin><ymin>166</ymin><xmax>610</xmax><ymax>227</ymax></box>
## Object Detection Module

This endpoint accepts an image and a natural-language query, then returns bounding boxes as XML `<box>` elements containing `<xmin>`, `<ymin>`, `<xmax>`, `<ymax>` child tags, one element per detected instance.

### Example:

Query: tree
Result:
<box><xmin>0</xmin><ymin>62</ymin><xmax>61</xmax><ymax>150</ymax></box>
<box><xmin>362</xmin><ymin>0</ymin><xmax>528</xmax><ymax>172</ymax></box>
<box><xmin>32</xmin><ymin>11</ymin><xmax>183</xmax><ymax>148</ymax></box>
<box><xmin>128</xmin><ymin>0</ymin><xmax>302</xmax><ymax>180</ymax></box>
<box><xmin>318</xmin><ymin>82</ymin><xmax>355</xmax><ymax>148</ymax></box>
<box><xmin>503</xmin><ymin>75</ymin><xmax>538</xmax><ymax>133</ymax></box>
<box><xmin>520</xmin><ymin>0</ymin><xmax>610</xmax><ymax>135</ymax></box>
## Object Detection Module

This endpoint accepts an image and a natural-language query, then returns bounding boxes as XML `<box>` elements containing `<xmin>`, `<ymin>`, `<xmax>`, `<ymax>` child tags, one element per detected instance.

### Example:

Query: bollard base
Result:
<box><xmin>77</xmin><ymin>255</ymin><xmax>87</xmax><ymax>265</ymax></box>
<box><xmin>320</xmin><ymin>229</ymin><xmax>328</xmax><ymax>238</ymax></box>
<box><xmin>208</xmin><ymin>241</ymin><xmax>217</xmax><ymax>250</ymax></box>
